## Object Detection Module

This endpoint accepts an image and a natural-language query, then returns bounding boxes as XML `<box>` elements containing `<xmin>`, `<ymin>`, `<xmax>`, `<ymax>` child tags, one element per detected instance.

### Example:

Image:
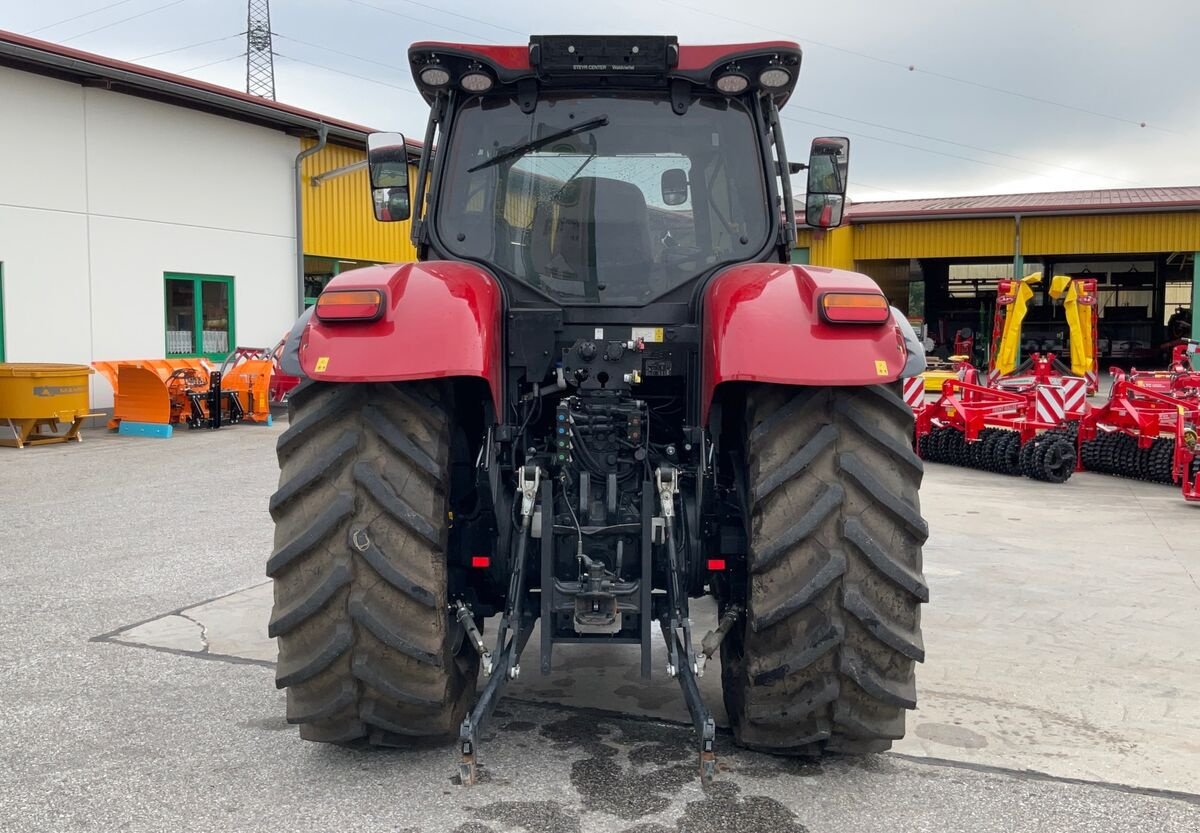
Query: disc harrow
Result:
<box><xmin>913</xmin><ymin>370</ymin><xmax>1087</xmax><ymax>484</ymax></box>
<box><xmin>1076</xmin><ymin>347</ymin><xmax>1200</xmax><ymax>503</ymax></box>
<box><xmin>919</xmin><ymin>423</ymin><xmax>1075</xmax><ymax>482</ymax></box>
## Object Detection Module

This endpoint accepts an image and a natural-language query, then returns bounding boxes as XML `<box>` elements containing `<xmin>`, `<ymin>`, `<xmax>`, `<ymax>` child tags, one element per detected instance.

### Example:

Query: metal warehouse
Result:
<box><xmin>797</xmin><ymin>189</ymin><xmax>1200</xmax><ymax>365</ymax></box>
<box><xmin>0</xmin><ymin>30</ymin><xmax>413</xmax><ymax>408</ymax></box>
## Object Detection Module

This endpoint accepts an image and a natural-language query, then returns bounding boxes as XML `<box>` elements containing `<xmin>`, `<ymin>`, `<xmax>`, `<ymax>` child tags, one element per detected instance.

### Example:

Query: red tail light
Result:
<box><xmin>820</xmin><ymin>292</ymin><xmax>890</xmax><ymax>324</ymax></box>
<box><xmin>706</xmin><ymin>558</ymin><xmax>727</xmax><ymax>571</ymax></box>
<box><xmin>470</xmin><ymin>555</ymin><xmax>491</xmax><ymax>568</ymax></box>
<box><xmin>315</xmin><ymin>289</ymin><xmax>384</xmax><ymax>322</ymax></box>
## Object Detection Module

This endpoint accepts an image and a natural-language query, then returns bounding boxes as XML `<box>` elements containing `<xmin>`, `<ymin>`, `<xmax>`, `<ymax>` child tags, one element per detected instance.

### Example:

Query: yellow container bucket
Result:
<box><xmin>0</xmin><ymin>363</ymin><xmax>99</xmax><ymax>448</ymax></box>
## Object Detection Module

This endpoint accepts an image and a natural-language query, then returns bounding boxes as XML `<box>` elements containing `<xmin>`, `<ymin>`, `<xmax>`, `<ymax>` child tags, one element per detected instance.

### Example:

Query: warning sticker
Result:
<box><xmin>314</xmin><ymin>357</ymin><xmax>329</xmax><ymax>373</ymax></box>
<box><xmin>631</xmin><ymin>326</ymin><xmax>665</xmax><ymax>343</ymax></box>
<box><xmin>875</xmin><ymin>360</ymin><xmax>889</xmax><ymax>376</ymax></box>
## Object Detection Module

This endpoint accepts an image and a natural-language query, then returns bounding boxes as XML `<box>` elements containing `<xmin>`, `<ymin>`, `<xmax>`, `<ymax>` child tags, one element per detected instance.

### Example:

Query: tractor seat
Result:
<box><xmin>529</xmin><ymin>176</ymin><xmax>655</xmax><ymax>300</ymax></box>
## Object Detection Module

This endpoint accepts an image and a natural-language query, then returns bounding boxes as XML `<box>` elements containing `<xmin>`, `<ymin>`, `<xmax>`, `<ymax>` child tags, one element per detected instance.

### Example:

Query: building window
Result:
<box><xmin>164</xmin><ymin>273</ymin><xmax>235</xmax><ymax>360</ymax></box>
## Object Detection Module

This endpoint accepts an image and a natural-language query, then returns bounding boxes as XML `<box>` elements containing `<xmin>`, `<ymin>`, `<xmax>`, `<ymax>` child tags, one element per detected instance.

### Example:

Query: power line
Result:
<box><xmin>274</xmin><ymin>52</ymin><xmax>424</xmax><ymax>97</ymax></box>
<box><xmin>27</xmin><ymin>0</ymin><xmax>141</xmax><ymax>34</ymax></box>
<box><xmin>132</xmin><ymin>33</ymin><xmax>243</xmax><ymax>62</ymax></box>
<box><xmin>792</xmin><ymin>105</ymin><xmax>1143</xmax><ymax>186</ymax></box>
<box><xmin>659</xmin><ymin>0</ymin><xmax>1168</xmax><ymax>133</ymax></box>
<box><xmin>59</xmin><ymin>0</ymin><xmax>190</xmax><ymax>44</ymax></box>
<box><xmin>181</xmin><ymin>52</ymin><xmax>245</xmax><ymax>74</ymax></box>
<box><xmin>275</xmin><ymin>33</ymin><xmax>410</xmax><ymax>74</ymax></box>
<box><xmin>373</xmin><ymin>0</ymin><xmax>525</xmax><ymax>36</ymax></box>
<box><xmin>342</xmin><ymin>0</ymin><xmax>500</xmax><ymax>43</ymax></box>
<box><xmin>783</xmin><ymin>114</ymin><xmax>1060</xmax><ymax>181</ymax></box>
<box><xmin>847</xmin><ymin>181</ymin><xmax>908</xmax><ymax>197</ymax></box>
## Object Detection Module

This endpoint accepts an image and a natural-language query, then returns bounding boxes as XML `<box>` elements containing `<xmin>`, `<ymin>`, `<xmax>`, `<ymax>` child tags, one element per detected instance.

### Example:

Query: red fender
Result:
<box><xmin>299</xmin><ymin>261</ymin><xmax>503</xmax><ymax>415</ymax></box>
<box><xmin>702</xmin><ymin>263</ymin><xmax>907</xmax><ymax>423</ymax></box>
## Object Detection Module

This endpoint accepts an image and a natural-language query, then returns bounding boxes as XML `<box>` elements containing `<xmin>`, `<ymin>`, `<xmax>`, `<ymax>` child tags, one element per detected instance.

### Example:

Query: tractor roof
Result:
<box><xmin>408</xmin><ymin>36</ymin><xmax>802</xmax><ymax>108</ymax></box>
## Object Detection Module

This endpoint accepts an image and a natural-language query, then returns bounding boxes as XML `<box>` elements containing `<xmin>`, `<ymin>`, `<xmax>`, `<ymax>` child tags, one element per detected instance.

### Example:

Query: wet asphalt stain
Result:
<box><xmin>613</xmin><ymin>684</ymin><xmax>680</xmax><ymax>711</ymax></box>
<box><xmin>503</xmin><ymin>720</ymin><xmax>538</xmax><ymax>732</ymax></box>
<box><xmin>452</xmin><ymin>823</ymin><xmax>497</xmax><ymax>833</ymax></box>
<box><xmin>674</xmin><ymin>781</ymin><xmax>809</xmax><ymax>833</ymax></box>
<box><xmin>540</xmin><ymin>713</ymin><xmax>693</xmax><ymax>820</ymax></box>
<box><xmin>528</xmin><ymin>688</ymin><xmax>569</xmax><ymax>699</ymax></box>
<box><xmin>469</xmin><ymin>800</ymin><xmax>580</xmax><ymax>833</ymax></box>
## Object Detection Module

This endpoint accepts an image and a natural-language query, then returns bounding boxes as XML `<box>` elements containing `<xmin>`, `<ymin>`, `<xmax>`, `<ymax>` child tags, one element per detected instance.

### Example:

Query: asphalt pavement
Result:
<box><xmin>1</xmin><ymin>421</ymin><xmax>1198</xmax><ymax>832</ymax></box>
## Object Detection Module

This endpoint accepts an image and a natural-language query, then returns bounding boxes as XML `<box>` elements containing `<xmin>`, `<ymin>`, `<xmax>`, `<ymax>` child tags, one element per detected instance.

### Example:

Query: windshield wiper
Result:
<box><xmin>467</xmin><ymin>116</ymin><xmax>610</xmax><ymax>173</ymax></box>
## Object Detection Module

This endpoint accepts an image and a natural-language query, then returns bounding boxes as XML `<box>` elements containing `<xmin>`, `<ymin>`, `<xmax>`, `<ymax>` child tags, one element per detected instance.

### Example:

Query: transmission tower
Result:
<box><xmin>245</xmin><ymin>0</ymin><xmax>275</xmax><ymax>99</ymax></box>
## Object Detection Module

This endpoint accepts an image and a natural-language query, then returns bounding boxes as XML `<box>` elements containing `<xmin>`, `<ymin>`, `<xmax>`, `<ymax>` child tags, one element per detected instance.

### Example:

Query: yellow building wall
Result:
<box><xmin>1022</xmin><ymin>212</ymin><xmax>1200</xmax><ymax>255</ymax></box>
<box><xmin>798</xmin><ymin>211</ymin><xmax>1200</xmax><ymax>266</ymax></box>
<box><xmin>300</xmin><ymin>140</ymin><xmax>417</xmax><ymax>263</ymax></box>
<box><xmin>851</xmin><ymin>218</ymin><xmax>1015</xmax><ymax>260</ymax></box>
<box><xmin>795</xmin><ymin>226</ymin><xmax>855</xmax><ymax>270</ymax></box>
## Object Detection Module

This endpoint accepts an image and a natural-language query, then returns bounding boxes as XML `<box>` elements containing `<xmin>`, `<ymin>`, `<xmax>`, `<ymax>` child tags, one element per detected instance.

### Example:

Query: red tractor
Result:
<box><xmin>268</xmin><ymin>36</ymin><xmax>928</xmax><ymax>783</ymax></box>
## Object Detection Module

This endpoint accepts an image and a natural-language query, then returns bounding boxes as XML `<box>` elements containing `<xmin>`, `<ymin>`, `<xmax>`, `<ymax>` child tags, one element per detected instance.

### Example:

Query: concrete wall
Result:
<box><xmin>0</xmin><ymin>66</ymin><xmax>299</xmax><ymax>407</ymax></box>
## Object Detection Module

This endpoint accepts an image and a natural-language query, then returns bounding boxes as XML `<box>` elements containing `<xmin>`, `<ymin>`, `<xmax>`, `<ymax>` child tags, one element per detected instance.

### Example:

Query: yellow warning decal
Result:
<box><xmin>314</xmin><ymin>357</ymin><xmax>329</xmax><ymax>373</ymax></box>
<box><xmin>875</xmin><ymin>360</ymin><xmax>889</xmax><ymax>376</ymax></box>
<box><xmin>631</xmin><ymin>326</ymin><xmax>665</xmax><ymax>343</ymax></box>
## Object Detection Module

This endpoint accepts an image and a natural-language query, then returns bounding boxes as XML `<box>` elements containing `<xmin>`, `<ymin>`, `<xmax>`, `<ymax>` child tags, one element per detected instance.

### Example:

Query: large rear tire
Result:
<box><xmin>267</xmin><ymin>380</ymin><xmax>477</xmax><ymax>745</ymax></box>
<box><xmin>721</xmin><ymin>384</ymin><xmax>929</xmax><ymax>754</ymax></box>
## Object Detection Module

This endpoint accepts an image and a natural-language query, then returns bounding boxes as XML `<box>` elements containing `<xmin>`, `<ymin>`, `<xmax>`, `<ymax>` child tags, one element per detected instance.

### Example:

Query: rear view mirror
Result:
<box><xmin>660</xmin><ymin>168</ymin><xmax>689</xmax><ymax>206</ymax></box>
<box><xmin>805</xmin><ymin>136</ymin><xmax>849</xmax><ymax>229</ymax></box>
<box><xmin>367</xmin><ymin>132</ymin><xmax>410</xmax><ymax>222</ymax></box>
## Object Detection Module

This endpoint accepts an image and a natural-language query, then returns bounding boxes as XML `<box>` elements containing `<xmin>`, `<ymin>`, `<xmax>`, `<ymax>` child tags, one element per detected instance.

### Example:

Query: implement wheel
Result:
<box><xmin>722</xmin><ymin>384</ymin><xmax>929</xmax><ymax>754</ymax></box>
<box><xmin>267</xmin><ymin>380</ymin><xmax>477</xmax><ymax>745</ymax></box>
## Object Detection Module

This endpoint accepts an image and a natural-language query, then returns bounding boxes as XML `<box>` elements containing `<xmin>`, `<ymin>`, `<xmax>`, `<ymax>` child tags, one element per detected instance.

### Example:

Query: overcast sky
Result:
<box><xmin>4</xmin><ymin>0</ymin><xmax>1198</xmax><ymax>201</ymax></box>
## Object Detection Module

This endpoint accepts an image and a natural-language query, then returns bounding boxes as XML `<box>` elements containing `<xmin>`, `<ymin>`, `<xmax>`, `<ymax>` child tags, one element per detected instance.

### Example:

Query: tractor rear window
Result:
<box><xmin>436</xmin><ymin>94</ymin><xmax>771</xmax><ymax>305</ymax></box>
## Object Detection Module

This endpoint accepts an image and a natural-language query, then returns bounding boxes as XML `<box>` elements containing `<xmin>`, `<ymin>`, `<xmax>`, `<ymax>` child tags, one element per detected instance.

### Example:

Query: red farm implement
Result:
<box><xmin>912</xmin><ymin>274</ymin><xmax>1098</xmax><ymax>483</ymax></box>
<box><xmin>1078</xmin><ymin>341</ymin><xmax>1200</xmax><ymax>502</ymax></box>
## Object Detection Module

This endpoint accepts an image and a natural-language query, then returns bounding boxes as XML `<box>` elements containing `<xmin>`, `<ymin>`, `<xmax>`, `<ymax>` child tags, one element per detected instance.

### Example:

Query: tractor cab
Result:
<box><xmin>368</xmin><ymin>36</ymin><xmax>849</xmax><ymax>309</ymax></box>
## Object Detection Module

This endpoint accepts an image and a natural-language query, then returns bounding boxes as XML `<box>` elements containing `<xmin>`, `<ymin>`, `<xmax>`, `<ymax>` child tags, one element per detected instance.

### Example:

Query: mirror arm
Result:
<box><xmin>411</xmin><ymin>91</ymin><xmax>446</xmax><ymax>250</ymax></box>
<box><xmin>765</xmin><ymin>97</ymin><xmax>796</xmax><ymax>250</ymax></box>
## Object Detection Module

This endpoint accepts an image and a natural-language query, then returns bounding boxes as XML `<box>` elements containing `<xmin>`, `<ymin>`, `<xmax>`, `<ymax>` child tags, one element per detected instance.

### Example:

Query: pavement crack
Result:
<box><xmin>176</xmin><ymin>612</ymin><xmax>210</xmax><ymax>653</ymax></box>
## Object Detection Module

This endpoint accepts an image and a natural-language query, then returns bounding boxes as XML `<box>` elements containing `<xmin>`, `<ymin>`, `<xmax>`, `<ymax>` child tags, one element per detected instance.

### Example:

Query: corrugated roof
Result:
<box><xmin>0</xmin><ymin>29</ymin><xmax>418</xmax><ymax>151</ymax></box>
<box><xmin>844</xmin><ymin>186</ymin><xmax>1200</xmax><ymax>221</ymax></box>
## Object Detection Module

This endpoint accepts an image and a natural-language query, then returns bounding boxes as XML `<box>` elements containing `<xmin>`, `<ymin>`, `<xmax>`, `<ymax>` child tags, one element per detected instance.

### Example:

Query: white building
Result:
<box><xmin>0</xmin><ymin>30</ymin><xmax>374</xmax><ymax>407</ymax></box>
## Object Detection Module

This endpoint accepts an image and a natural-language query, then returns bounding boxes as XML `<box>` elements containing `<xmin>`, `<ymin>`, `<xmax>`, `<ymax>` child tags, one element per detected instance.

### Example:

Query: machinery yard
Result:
<box><xmin>2</xmin><ymin>4</ymin><xmax>1200</xmax><ymax>832</ymax></box>
<box><xmin>1</xmin><ymin>423</ymin><xmax>1198</xmax><ymax>831</ymax></box>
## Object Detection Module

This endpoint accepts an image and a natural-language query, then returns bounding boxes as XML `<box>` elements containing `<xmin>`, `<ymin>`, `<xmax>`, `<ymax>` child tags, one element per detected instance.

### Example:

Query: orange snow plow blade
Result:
<box><xmin>94</xmin><ymin>352</ymin><xmax>275</xmax><ymax>430</ymax></box>
<box><xmin>218</xmin><ymin>357</ymin><xmax>274</xmax><ymax>423</ymax></box>
<box><xmin>93</xmin><ymin>359</ymin><xmax>213</xmax><ymax>429</ymax></box>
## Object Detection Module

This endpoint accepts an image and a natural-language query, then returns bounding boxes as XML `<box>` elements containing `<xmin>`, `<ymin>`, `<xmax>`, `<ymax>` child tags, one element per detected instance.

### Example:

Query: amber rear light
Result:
<box><xmin>315</xmin><ymin>289</ymin><xmax>384</xmax><ymax>322</ymax></box>
<box><xmin>820</xmin><ymin>292</ymin><xmax>890</xmax><ymax>324</ymax></box>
